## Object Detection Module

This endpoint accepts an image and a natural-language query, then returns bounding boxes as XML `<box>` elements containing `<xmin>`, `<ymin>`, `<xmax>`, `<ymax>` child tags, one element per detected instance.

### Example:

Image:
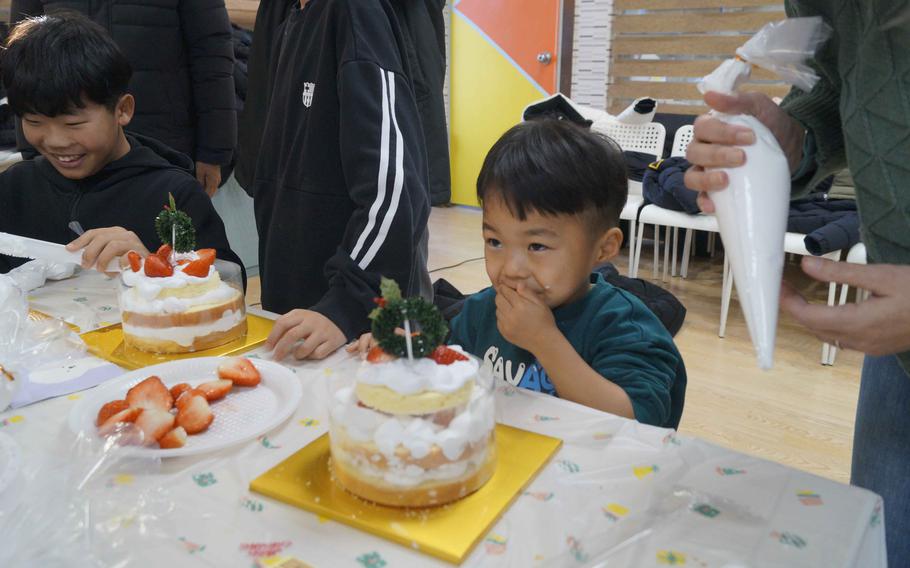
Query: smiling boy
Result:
<box><xmin>449</xmin><ymin>119</ymin><xmax>686</xmax><ymax>428</ymax></box>
<box><xmin>0</xmin><ymin>15</ymin><xmax>241</xmax><ymax>276</ymax></box>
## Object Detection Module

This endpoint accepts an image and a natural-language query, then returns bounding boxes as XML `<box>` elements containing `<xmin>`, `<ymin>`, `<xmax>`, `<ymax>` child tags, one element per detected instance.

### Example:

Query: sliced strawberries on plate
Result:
<box><xmin>158</xmin><ymin>426</ymin><xmax>188</xmax><ymax>449</ymax></box>
<box><xmin>174</xmin><ymin>388</ymin><xmax>205</xmax><ymax>411</ymax></box>
<box><xmin>126</xmin><ymin>376</ymin><xmax>173</xmax><ymax>411</ymax></box>
<box><xmin>176</xmin><ymin>393</ymin><xmax>214</xmax><ymax>434</ymax></box>
<box><xmin>98</xmin><ymin>407</ymin><xmax>142</xmax><ymax>436</ymax></box>
<box><xmin>217</xmin><ymin>357</ymin><xmax>261</xmax><ymax>387</ymax></box>
<box><xmin>169</xmin><ymin>382</ymin><xmax>192</xmax><ymax>400</ymax></box>
<box><xmin>197</xmin><ymin>379</ymin><xmax>232</xmax><ymax>402</ymax></box>
<box><xmin>144</xmin><ymin>254</ymin><xmax>174</xmax><ymax>277</ymax></box>
<box><xmin>134</xmin><ymin>408</ymin><xmax>176</xmax><ymax>445</ymax></box>
<box><xmin>96</xmin><ymin>399</ymin><xmax>130</xmax><ymax>426</ymax></box>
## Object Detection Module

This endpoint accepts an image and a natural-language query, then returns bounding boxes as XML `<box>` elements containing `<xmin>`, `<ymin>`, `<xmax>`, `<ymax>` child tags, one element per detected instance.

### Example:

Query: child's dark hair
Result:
<box><xmin>477</xmin><ymin>119</ymin><xmax>627</xmax><ymax>231</ymax></box>
<box><xmin>2</xmin><ymin>14</ymin><xmax>132</xmax><ymax>117</ymax></box>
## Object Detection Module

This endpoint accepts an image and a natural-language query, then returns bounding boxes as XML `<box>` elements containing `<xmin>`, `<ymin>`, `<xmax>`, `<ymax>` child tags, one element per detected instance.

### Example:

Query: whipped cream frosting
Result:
<box><xmin>331</xmin><ymin>384</ymin><xmax>494</xmax><ymax>463</ymax></box>
<box><xmin>355</xmin><ymin>346</ymin><xmax>478</xmax><ymax>395</ymax></box>
<box><xmin>120</xmin><ymin>259</ymin><xmax>239</xmax><ymax>315</ymax></box>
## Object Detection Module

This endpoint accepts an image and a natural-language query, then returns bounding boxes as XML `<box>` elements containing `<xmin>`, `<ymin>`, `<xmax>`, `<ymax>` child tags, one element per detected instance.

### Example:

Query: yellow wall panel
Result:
<box><xmin>449</xmin><ymin>14</ymin><xmax>547</xmax><ymax>206</ymax></box>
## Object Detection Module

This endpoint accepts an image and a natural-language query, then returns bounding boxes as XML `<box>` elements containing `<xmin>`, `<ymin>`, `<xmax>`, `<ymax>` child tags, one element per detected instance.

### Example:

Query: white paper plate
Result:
<box><xmin>68</xmin><ymin>357</ymin><xmax>302</xmax><ymax>457</ymax></box>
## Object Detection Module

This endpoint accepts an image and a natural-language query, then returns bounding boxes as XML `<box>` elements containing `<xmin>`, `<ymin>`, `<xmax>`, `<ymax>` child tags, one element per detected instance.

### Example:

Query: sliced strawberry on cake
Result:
<box><xmin>143</xmin><ymin>254</ymin><xmax>173</xmax><ymax>277</ymax></box>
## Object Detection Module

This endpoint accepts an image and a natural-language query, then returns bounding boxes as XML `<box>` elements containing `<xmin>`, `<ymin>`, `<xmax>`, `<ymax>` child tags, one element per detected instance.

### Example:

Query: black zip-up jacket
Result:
<box><xmin>235</xmin><ymin>0</ymin><xmax>451</xmax><ymax>205</ymax></box>
<box><xmin>11</xmin><ymin>0</ymin><xmax>237</xmax><ymax>166</ymax></box>
<box><xmin>0</xmin><ymin>133</ymin><xmax>244</xmax><ymax>282</ymax></box>
<box><xmin>251</xmin><ymin>0</ymin><xmax>431</xmax><ymax>339</ymax></box>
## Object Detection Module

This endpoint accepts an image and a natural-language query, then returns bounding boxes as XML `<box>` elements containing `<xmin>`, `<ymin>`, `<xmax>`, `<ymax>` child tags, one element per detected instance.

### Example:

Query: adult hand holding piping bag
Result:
<box><xmin>684</xmin><ymin>5</ymin><xmax>910</xmax><ymax>566</ymax></box>
<box><xmin>683</xmin><ymin>33</ymin><xmax>910</xmax><ymax>358</ymax></box>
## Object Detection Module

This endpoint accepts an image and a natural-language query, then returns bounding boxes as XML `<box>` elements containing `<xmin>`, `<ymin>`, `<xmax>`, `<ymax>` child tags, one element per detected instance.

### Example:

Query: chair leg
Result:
<box><xmin>708</xmin><ymin>232</ymin><xmax>716</xmax><ymax>257</ymax></box>
<box><xmin>651</xmin><ymin>225</ymin><xmax>660</xmax><ymax>280</ymax></box>
<box><xmin>662</xmin><ymin>227</ymin><xmax>671</xmax><ymax>282</ymax></box>
<box><xmin>671</xmin><ymin>227</ymin><xmax>679</xmax><ymax>277</ymax></box>
<box><xmin>827</xmin><ymin>282</ymin><xmax>852</xmax><ymax>365</ymax></box>
<box><xmin>681</xmin><ymin>229</ymin><xmax>693</xmax><ymax>278</ymax></box>
<box><xmin>820</xmin><ymin>281</ymin><xmax>838</xmax><ymax>365</ymax></box>
<box><xmin>719</xmin><ymin>254</ymin><xmax>733</xmax><ymax>337</ymax></box>
<box><xmin>633</xmin><ymin>220</ymin><xmax>646</xmax><ymax>279</ymax></box>
<box><xmin>628</xmin><ymin>217</ymin><xmax>637</xmax><ymax>276</ymax></box>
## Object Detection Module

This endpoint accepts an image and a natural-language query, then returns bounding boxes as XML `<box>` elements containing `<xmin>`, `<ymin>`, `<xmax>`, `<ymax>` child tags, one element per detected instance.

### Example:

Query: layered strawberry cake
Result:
<box><xmin>328</xmin><ymin>278</ymin><xmax>496</xmax><ymax>507</ymax></box>
<box><xmin>118</xmin><ymin>195</ymin><xmax>247</xmax><ymax>354</ymax></box>
<box><xmin>119</xmin><ymin>246</ymin><xmax>246</xmax><ymax>353</ymax></box>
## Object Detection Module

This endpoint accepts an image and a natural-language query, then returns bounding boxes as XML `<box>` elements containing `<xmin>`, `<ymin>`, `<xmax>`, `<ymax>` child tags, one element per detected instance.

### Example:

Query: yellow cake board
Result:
<box><xmin>250</xmin><ymin>424</ymin><xmax>562</xmax><ymax>565</ymax></box>
<box><xmin>80</xmin><ymin>314</ymin><xmax>273</xmax><ymax>370</ymax></box>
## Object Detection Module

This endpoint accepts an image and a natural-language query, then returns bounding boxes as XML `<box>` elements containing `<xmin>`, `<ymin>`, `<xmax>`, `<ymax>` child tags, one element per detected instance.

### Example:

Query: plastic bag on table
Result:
<box><xmin>0</xmin><ymin>276</ymin><xmax>86</xmax><ymax>411</ymax></box>
<box><xmin>0</xmin><ymin>425</ymin><xmax>174</xmax><ymax>567</ymax></box>
<box><xmin>696</xmin><ymin>17</ymin><xmax>832</xmax><ymax>369</ymax></box>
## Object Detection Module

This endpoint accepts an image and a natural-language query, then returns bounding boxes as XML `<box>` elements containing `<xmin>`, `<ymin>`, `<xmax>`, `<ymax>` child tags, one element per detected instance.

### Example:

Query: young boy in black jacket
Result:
<box><xmin>0</xmin><ymin>15</ymin><xmax>242</xmax><ymax>278</ymax></box>
<box><xmin>255</xmin><ymin>0</ymin><xmax>431</xmax><ymax>361</ymax></box>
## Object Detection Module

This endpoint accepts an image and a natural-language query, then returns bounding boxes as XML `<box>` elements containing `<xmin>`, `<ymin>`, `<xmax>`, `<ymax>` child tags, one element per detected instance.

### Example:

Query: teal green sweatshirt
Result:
<box><xmin>781</xmin><ymin>0</ymin><xmax>910</xmax><ymax>371</ymax></box>
<box><xmin>449</xmin><ymin>274</ymin><xmax>686</xmax><ymax>428</ymax></box>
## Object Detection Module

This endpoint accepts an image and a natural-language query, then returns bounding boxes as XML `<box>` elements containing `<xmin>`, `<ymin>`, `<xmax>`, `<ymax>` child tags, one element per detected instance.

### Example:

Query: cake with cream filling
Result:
<box><xmin>118</xmin><ymin>194</ymin><xmax>246</xmax><ymax>354</ymax></box>
<box><xmin>328</xmin><ymin>278</ymin><xmax>495</xmax><ymax>507</ymax></box>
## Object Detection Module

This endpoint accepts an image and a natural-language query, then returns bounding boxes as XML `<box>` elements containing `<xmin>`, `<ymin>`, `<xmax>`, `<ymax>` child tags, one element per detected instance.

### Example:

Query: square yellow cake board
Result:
<box><xmin>250</xmin><ymin>424</ymin><xmax>563</xmax><ymax>565</ymax></box>
<box><xmin>79</xmin><ymin>314</ymin><xmax>273</xmax><ymax>370</ymax></box>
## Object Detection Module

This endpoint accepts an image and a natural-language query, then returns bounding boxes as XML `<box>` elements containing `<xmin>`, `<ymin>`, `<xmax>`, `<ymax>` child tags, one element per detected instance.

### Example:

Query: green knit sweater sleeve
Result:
<box><xmin>779</xmin><ymin>0</ymin><xmax>847</xmax><ymax>198</ymax></box>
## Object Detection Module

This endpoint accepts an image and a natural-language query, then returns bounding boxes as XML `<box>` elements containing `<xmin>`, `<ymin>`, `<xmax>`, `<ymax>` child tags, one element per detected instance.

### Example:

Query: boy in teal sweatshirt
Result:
<box><xmin>449</xmin><ymin>119</ymin><xmax>686</xmax><ymax>428</ymax></box>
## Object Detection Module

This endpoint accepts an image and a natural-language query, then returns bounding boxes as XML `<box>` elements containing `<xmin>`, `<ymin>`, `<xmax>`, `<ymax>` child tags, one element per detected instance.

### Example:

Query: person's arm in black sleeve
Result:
<box><xmin>178</xmin><ymin>0</ymin><xmax>237</xmax><ymax>195</ymax></box>
<box><xmin>310</xmin><ymin>60</ymin><xmax>431</xmax><ymax>340</ymax></box>
<box><xmin>264</xmin><ymin>59</ymin><xmax>430</xmax><ymax>362</ymax></box>
<box><xmin>173</xmin><ymin>180</ymin><xmax>247</xmax><ymax>289</ymax></box>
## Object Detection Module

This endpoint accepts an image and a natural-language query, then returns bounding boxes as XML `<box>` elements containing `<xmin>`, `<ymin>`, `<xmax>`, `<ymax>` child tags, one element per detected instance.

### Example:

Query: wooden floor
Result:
<box><xmin>247</xmin><ymin>205</ymin><xmax>863</xmax><ymax>484</ymax></box>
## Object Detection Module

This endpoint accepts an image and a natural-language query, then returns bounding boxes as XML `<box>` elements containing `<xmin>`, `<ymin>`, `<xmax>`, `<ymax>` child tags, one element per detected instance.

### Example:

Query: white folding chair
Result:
<box><xmin>720</xmin><ymin>233</ymin><xmax>842</xmax><ymax>364</ymax></box>
<box><xmin>594</xmin><ymin>121</ymin><xmax>666</xmax><ymax>276</ymax></box>
<box><xmin>632</xmin><ymin>125</ymin><xmax>722</xmax><ymax>281</ymax></box>
<box><xmin>826</xmin><ymin>243</ymin><xmax>867</xmax><ymax>365</ymax></box>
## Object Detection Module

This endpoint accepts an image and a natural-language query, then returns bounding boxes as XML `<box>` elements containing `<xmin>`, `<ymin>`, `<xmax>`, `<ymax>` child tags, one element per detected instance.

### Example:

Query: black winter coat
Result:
<box><xmin>235</xmin><ymin>0</ymin><xmax>451</xmax><ymax>205</ymax></box>
<box><xmin>11</xmin><ymin>0</ymin><xmax>237</xmax><ymax>166</ymax></box>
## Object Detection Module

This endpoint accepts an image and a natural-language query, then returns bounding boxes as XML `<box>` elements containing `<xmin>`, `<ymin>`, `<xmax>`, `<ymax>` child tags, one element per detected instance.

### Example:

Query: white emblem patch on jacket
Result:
<box><xmin>302</xmin><ymin>82</ymin><xmax>316</xmax><ymax>108</ymax></box>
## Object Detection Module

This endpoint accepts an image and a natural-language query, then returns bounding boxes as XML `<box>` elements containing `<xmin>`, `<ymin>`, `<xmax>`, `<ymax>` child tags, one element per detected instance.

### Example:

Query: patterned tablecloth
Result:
<box><xmin>0</xmin><ymin>273</ymin><xmax>887</xmax><ymax>567</ymax></box>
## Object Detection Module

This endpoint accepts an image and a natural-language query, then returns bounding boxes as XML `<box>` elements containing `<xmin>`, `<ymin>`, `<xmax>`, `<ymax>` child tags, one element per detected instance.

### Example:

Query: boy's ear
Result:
<box><xmin>594</xmin><ymin>227</ymin><xmax>623</xmax><ymax>264</ymax></box>
<box><xmin>115</xmin><ymin>94</ymin><xmax>135</xmax><ymax>127</ymax></box>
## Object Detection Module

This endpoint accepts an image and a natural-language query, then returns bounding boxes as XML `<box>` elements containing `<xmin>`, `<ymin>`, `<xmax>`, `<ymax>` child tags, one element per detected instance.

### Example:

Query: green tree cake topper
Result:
<box><xmin>155</xmin><ymin>193</ymin><xmax>196</xmax><ymax>252</ymax></box>
<box><xmin>369</xmin><ymin>277</ymin><xmax>447</xmax><ymax>358</ymax></box>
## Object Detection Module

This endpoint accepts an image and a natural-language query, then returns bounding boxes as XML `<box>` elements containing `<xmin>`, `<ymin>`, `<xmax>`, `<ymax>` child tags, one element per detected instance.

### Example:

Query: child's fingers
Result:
<box><xmin>498</xmin><ymin>285</ymin><xmax>521</xmax><ymax>306</ymax></box>
<box><xmin>516</xmin><ymin>282</ymin><xmax>544</xmax><ymax>304</ymax></box>
<box><xmin>494</xmin><ymin>289</ymin><xmax>512</xmax><ymax>311</ymax></box>
<box><xmin>66</xmin><ymin>228</ymin><xmax>100</xmax><ymax>251</ymax></box>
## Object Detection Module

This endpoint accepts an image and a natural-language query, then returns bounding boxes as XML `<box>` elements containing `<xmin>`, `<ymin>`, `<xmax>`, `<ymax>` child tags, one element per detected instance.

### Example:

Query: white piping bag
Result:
<box><xmin>698</xmin><ymin>17</ymin><xmax>831</xmax><ymax>369</ymax></box>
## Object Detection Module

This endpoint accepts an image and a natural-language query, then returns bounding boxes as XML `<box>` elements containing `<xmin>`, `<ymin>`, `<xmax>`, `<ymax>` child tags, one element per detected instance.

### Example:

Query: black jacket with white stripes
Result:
<box><xmin>251</xmin><ymin>0</ymin><xmax>431</xmax><ymax>339</ymax></box>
